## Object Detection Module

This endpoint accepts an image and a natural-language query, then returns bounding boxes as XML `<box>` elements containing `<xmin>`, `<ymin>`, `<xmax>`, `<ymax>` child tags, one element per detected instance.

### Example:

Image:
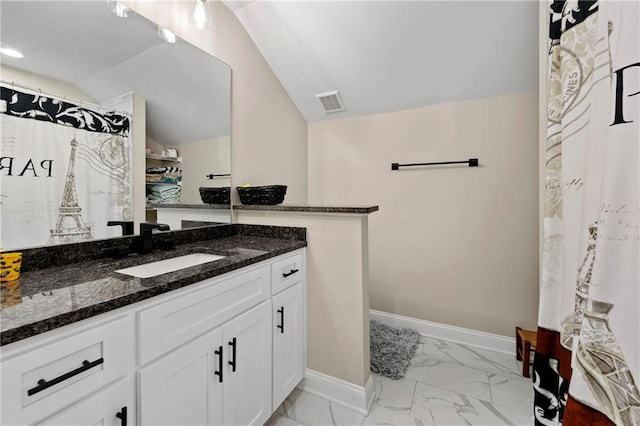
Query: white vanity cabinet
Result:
<box><xmin>137</xmin><ymin>263</ymin><xmax>271</xmax><ymax>366</ymax></box>
<box><xmin>271</xmin><ymin>251</ymin><xmax>306</xmax><ymax>410</ymax></box>
<box><xmin>138</xmin><ymin>249</ymin><xmax>304</xmax><ymax>425</ymax></box>
<box><xmin>37</xmin><ymin>378</ymin><xmax>134</xmax><ymax>426</ymax></box>
<box><xmin>272</xmin><ymin>283</ymin><xmax>305</xmax><ymax>410</ymax></box>
<box><xmin>139</xmin><ymin>327</ymin><xmax>223</xmax><ymax>425</ymax></box>
<box><xmin>221</xmin><ymin>301</ymin><xmax>272</xmax><ymax>425</ymax></box>
<box><xmin>139</xmin><ymin>301</ymin><xmax>272</xmax><ymax>426</ymax></box>
<box><xmin>0</xmin><ymin>314</ymin><xmax>136</xmax><ymax>426</ymax></box>
<box><xmin>0</xmin><ymin>248</ymin><xmax>306</xmax><ymax>426</ymax></box>
<box><xmin>137</xmin><ymin>261</ymin><xmax>273</xmax><ymax>425</ymax></box>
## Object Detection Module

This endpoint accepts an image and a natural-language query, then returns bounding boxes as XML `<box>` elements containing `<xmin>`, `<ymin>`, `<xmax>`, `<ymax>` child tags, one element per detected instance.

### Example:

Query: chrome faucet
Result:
<box><xmin>136</xmin><ymin>222</ymin><xmax>170</xmax><ymax>254</ymax></box>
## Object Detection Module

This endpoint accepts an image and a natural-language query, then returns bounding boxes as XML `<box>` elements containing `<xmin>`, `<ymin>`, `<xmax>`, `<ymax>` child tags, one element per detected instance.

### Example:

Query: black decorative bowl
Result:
<box><xmin>199</xmin><ymin>187</ymin><xmax>230</xmax><ymax>204</ymax></box>
<box><xmin>236</xmin><ymin>185</ymin><xmax>287</xmax><ymax>205</ymax></box>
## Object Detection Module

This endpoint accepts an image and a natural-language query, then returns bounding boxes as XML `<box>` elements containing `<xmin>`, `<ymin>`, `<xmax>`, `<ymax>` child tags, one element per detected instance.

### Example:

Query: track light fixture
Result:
<box><xmin>106</xmin><ymin>0</ymin><xmax>135</xmax><ymax>18</ymax></box>
<box><xmin>158</xmin><ymin>26</ymin><xmax>177</xmax><ymax>43</ymax></box>
<box><xmin>194</xmin><ymin>0</ymin><xmax>209</xmax><ymax>30</ymax></box>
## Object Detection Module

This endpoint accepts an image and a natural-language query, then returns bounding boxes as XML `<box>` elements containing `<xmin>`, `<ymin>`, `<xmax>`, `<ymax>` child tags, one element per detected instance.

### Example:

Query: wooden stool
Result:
<box><xmin>516</xmin><ymin>327</ymin><xmax>537</xmax><ymax>378</ymax></box>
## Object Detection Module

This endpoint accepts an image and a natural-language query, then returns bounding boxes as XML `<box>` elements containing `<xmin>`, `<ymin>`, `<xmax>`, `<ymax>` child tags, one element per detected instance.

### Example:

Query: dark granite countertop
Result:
<box><xmin>0</xmin><ymin>224</ymin><xmax>305</xmax><ymax>346</ymax></box>
<box><xmin>233</xmin><ymin>204</ymin><xmax>379</xmax><ymax>214</ymax></box>
<box><xmin>151</xmin><ymin>203</ymin><xmax>231</xmax><ymax>210</ymax></box>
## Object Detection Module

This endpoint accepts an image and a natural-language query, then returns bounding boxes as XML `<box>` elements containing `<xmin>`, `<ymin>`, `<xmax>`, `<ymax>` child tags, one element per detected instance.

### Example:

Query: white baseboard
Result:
<box><xmin>370</xmin><ymin>309</ymin><xmax>515</xmax><ymax>355</ymax></box>
<box><xmin>296</xmin><ymin>312</ymin><xmax>514</xmax><ymax>416</ymax></box>
<box><xmin>365</xmin><ymin>372</ymin><xmax>375</xmax><ymax>412</ymax></box>
<box><xmin>298</xmin><ymin>369</ymin><xmax>374</xmax><ymax>416</ymax></box>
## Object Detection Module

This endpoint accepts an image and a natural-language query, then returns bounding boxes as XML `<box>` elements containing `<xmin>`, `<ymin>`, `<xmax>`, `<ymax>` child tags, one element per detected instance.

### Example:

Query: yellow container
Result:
<box><xmin>0</xmin><ymin>252</ymin><xmax>22</xmax><ymax>282</ymax></box>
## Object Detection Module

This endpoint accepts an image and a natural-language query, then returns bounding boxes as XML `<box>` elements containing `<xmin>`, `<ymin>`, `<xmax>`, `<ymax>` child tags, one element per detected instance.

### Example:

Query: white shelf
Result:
<box><xmin>146</xmin><ymin>181</ymin><xmax>181</xmax><ymax>185</ymax></box>
<box><xmin>146</xmin><ymin>154</ymin><xmax>182</xmax><ymax>162</ymax></box>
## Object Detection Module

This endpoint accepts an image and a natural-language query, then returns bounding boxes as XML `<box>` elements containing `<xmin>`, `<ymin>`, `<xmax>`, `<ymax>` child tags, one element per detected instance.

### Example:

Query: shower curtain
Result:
<box><xmin>0</xmin><ymin>85</ymin><xmax>133</xmax><ymax>249</ymax></box>
<box><xmin>535</xmin><ymin>1</ymin><xmax>639</xmax><ymax>425</ymax></box>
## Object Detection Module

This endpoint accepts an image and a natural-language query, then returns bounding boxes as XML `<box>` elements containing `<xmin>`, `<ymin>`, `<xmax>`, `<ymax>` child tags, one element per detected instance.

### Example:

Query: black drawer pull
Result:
<box><xmin>282</xmin><ymin>269</ymin><xmax>299</xmax><ymax>278</ymax></box>
<box><xmin>27</xmin><ymin>357</ymin><xmax>104</xmax><ymax>396</ymax></box>
<box><xmin>228</xmin><ymin>337</ymin><xmax>237</xmax><ymax>372</ymax></box>
<box><xmin>116</xmin><ymin>406</ymin><xmax>128</xmax><ymax>426</ymax></box>
<box><xmin>214</xmin><ymin>346</ymin><xmax>223</xmax><ymax>383</ymax></box>
<box><xmin>277</xmin><ymin>306</ymin><xmax>285</xmax><ymax>334</ymax></box>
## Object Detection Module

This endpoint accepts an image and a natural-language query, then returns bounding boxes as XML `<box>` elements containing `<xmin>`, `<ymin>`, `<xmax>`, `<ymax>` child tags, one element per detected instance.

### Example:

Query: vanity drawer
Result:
<box><xmin>138</xmin><ymin>264</ymin><xmax>270</xmax><ymax>365</ymax></box>
<box><xmin>271</xmin><ymin>251</ymin><xmax>303</xmax><ymax>295</ymax></box>
<box><xmin>0</xmin><ymin>315</ymin><xmax>133</xmax><ymax>425</ymax></box>
<box><xmin>36</xmin><ymin>377</ymin><xmax>134</xmax><ymax>426</ymax></box>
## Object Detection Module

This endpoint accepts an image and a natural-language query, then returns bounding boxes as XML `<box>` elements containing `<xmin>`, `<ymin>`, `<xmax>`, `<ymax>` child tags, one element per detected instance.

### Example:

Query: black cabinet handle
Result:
<box><xmin>283</xmin><ymin>269</ymin><xmax>299</xmax><ymax>278</ymax></box>
<box><xmin>228</xmin><ymin>337</ymin><xmax>237</xmax><ymax>372</ymax></box>
<box><xmin>214</xmin><ymin>346</ymin><xmax>223</xmax><ymax>383</ymax></box>
<box><xmin>116</xmin><ymin>406</ymin><xmax>127</xmax><ymax>426</ymax></box>
<box><xmin>277</xmin><ymin>307</ymin><xmax>285</xmax><ymax>334</ymax></box>
<box><xmin>27</xmin><ymin>357</ymin><xmax>104</xmax><ymax>396</ymax></box>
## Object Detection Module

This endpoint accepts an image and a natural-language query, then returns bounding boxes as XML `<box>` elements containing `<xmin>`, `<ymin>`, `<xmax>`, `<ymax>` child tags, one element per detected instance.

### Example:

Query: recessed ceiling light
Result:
<box><xmin>0</xmin><ymin>47</ymin><xmax>24</xmax><ymax>58</ymax></box>
<box><xmin>157</xmin><ymin>27</ymin><xmax>177</xmax><ymax>44</ymax></box>
<box><xmin>107</xmin><ymin>0</ymin><xmax>135</xmax><ymax>18</ymax></box>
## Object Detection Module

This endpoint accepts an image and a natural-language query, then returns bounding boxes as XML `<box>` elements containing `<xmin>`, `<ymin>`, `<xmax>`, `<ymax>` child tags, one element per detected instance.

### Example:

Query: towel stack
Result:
<box><xmin>147</xmin><ymin>184</ymin><xmax>181</xmax><ymax>204</ymax></box>
<box><xmin>146</xmin><ymin>167</ymin><xmax>182</xmax><ymax>204</ymax></box>
<box><xmin>146</xmin><ymin>166</ymin><xmax>182</xmax><ymax>184</ymax></box>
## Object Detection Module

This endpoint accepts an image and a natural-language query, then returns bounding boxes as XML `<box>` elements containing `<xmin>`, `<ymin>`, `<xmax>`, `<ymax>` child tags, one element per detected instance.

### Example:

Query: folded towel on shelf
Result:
<box><xmin>146</xmin><ymin>166</ymin><xmax>182</xmax><ymax>174</ymax></box>
<box><xmin>147</xmin><ymin>183</ymin><xmax>181</xmax><ymax>204</ymax></box>
<box><xmin>146</xmin><ymin>174</ymin><xmax>182</xmax><ymax>184</ymax></box>
<box><xmin>148</xmin><ymin>185</ymin><xmax>180</xmax><ymax>196</ymax></box>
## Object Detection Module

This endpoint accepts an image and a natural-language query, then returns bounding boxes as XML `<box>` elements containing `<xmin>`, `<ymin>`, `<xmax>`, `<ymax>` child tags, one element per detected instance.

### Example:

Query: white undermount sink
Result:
<box><xmin>115</xmin><ymin>253</ymin><xmax>225</xmax><ymax>278</ymax></box>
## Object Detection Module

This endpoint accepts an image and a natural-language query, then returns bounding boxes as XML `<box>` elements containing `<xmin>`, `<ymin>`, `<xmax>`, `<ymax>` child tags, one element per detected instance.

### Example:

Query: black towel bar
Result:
<box><xmin>391</xmin><ymin>158</ymin><xmax>478</xmax><ymax>170</ymax></box>
<box><xmin>206</xmin><ymin>173</ymin><xmax>231</xmax><ymax>179</ymax></box>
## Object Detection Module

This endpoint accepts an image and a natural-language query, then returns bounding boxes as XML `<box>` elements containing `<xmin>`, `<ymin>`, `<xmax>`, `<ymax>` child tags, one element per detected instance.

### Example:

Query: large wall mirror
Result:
<box><xmin>0</xmin><ymin>1</ymin><xmax>231</xmax><ymax>251</ymax></box>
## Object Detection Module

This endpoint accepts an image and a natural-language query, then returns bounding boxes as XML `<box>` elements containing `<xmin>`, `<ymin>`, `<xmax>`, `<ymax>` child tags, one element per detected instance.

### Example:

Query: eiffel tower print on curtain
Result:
<box><xmin>49</xmin><ymin>137</ymin><xmax>93</xmax><ymax>244</ymax></box>
<box><xmin>0</xmin><ymin>84</ymin><xmax>132</xmax><ymax>249</ymax></box>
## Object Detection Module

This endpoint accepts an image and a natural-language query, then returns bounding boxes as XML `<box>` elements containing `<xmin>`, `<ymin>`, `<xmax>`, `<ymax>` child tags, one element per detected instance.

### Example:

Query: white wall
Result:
<box><xmin>179</xmin><ymin>135</ymin><xmax>231</xmax><ymax>204</ymax></box>
<box><xmin>308</xmin><ymin>92</ymin><xmax>539</xmax><ymax>337</ymax></box>
<box><xmin>0</xmin><ymin>65</ymin><xmax>97</xmax><ymax>103</ymax></box>
<box><xmin>132</xmin><ymin>93</ymin><xmax>146</xmax><ymax>226</ymax></box>
<box><xmin>235</xmin><ymin>210</ymin><xmax>371</xmax><ymax>388</ymax></box>
<box><xmin>125</xmin><ymin>0</ymin><xmax>538</xmax><ymax>342</ymax></box>
<box><xmin>123</xmin><ymin>0</ymin><xmax>308</xmax><ymax>205</ymax></box>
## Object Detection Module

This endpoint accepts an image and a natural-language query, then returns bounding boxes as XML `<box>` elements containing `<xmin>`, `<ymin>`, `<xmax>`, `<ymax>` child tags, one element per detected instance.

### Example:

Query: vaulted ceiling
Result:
<box><xmin>223</xmin><ymin>0</ymin><xmax>540</xmax><ymax>122</ymax></box>
<box><xmin>1</xmin><ymin>1</ymin><xmax>231</xmax><ymax>145</ymax></box>
<box><xmin>2</xmin><ymin>1</ymin><xmax>540</xmax><ymax>131</ymax></box>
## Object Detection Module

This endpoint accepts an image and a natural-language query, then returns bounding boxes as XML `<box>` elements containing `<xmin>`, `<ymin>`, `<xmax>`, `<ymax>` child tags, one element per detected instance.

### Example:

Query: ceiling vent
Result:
<box><xmin>315</xmin><ymin>90</ymin><xmax>346</xmax><ymax>114</ymax></box>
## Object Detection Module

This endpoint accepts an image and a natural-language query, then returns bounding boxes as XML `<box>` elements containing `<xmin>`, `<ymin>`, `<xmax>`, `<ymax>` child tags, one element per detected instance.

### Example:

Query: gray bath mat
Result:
<box><xmin>370</xmin><ymin>320</ymin><xmax>420</xmax><ymax>380</ymax></box>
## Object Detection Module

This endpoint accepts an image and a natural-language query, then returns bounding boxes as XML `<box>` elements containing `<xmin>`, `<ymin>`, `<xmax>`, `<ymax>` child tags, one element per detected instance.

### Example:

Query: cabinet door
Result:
<box><xmin>272</xmin><ymin>283</ymin><xmax>305</xmax><ymax>409</ymax></box>
<box><xmin>36</xmin><ymin>377</ymin><xmax>134</xmax><ymax>426</ymax></box>
<box><xmin>139</xmin><ymin>327</ymin><xmax>223</xmax><ymax>426</ymax></box>
<box><xmin>222</xmin><ymin>301</ymin><xmax>272</xmax><ymax>426</ymax></box>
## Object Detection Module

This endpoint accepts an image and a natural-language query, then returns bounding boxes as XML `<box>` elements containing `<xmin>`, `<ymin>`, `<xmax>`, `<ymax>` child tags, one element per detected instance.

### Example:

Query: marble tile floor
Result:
<box><xmin>266</xmin><ymin>336</ymin><xmax>534</xmax><ymax>426</ymax></box>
